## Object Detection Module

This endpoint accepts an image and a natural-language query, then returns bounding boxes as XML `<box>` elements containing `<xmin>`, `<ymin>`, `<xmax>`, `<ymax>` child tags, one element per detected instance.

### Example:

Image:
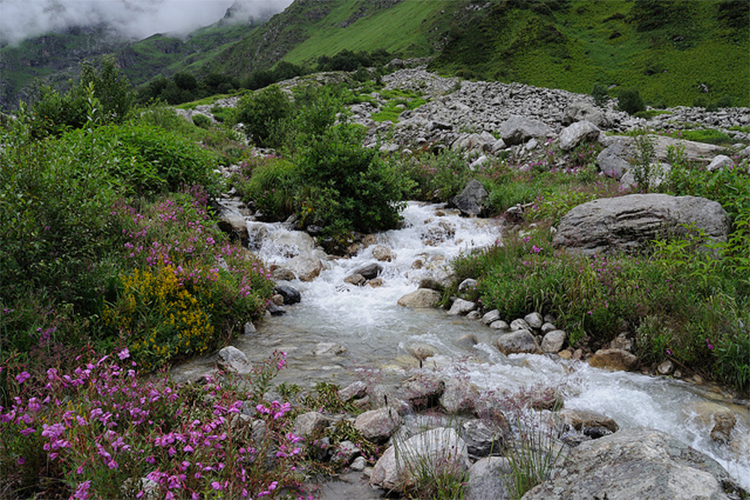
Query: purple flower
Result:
<box><xmin>118</xmin><ymin>348</ymin><xmax>130</xmax><ymax>360</ymax></box>
<box><xmin>15</xmin><ymin>371</ymin><xmax>30</xmax><ymax>384</ymax></box>
<box><xmin>73</xmin><ymin>481</ymin><xmax>91</xmax><ymax>500</ymax></box>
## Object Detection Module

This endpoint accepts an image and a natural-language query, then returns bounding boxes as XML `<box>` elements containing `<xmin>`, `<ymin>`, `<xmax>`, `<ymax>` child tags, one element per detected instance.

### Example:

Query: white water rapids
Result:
<box><xmin>174</xmin><ymin>201</ymin><xmax>750</xmax><ymax>490</ymax></box>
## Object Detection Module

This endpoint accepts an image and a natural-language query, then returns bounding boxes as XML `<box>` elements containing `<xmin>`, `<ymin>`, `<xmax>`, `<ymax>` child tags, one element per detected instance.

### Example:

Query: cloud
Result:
<box><xmin>0</xmin><ymin>0</ymin><xmax>294</xmax><ymax>45</ymax></box>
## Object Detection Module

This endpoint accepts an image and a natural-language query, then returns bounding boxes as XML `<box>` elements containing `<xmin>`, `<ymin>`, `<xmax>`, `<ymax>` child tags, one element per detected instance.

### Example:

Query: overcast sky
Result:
<box><xmin>0</xmin><ymin>0</ymin><xmax>294</xmax><ymax>45</ymax></box>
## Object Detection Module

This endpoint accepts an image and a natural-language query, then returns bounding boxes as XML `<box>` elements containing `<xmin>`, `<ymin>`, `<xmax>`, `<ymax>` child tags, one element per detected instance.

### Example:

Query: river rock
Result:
<box><xmin>553</xmin><ymin>194</ymin><xmax>730</xmax><ymax>256</ymax></box>
<box><xmin>367</xmin><ymin>277</ymin><xmax>384</xmax><ymax>288</ymax></box>
<box><xmin>406</xmin><ymin>343</ymin><xmax>438</xmax><ymax>361</ymax></box>
<box><xmin>354</xmin><ymin>407</ymin><xmax>402</xmax><ymax>443</ymax></box>
<box><xmin>559</xmin><ymin>408</ymin><xmax>619</xmax><ymax>435</ymax></box>
<box><xmin>466</xmin><ymin>457</ymin><xmax>512</xmax><ymax>500</ymax></box>
<box><xmin>657</xmin><ymin>359</ymin><xmax>675</xmax><ymax>375</ymax></box>
<box><xmin>268</xmin><ymin>230</ymin><xmax>315</xmax><ymax>256</ymax></box>
<box><xmin>243</xmin><ymin>322</ymin><xmax>257</xmax><ymax>335</ymax></box>
<box><xmin>372</xmin><ymin>245</ymin><xmax>394</xmax><ymax>262</ymax></box>
<box><xmin>217</xmin><ymin>214</ymin><xmax>249</xmax><ymax>245</ymax></box>
<box><xmin>461</xmin><ymin>419</ymin><xmax>507</xmax><ymax>457</ymax></box>
<box><xmin>521</xmin><ymin>428</ymin><xmax>743</xmax><ymax>500</ymax></box>
<box><xmin>402</xmin><ymin>374</ymin><xmax>445</xmax><ymax>410</ymax></box>
<box><xmin>482</xmin><ymin>309</ymin><xmax>501</xmax><ymax>325</ymax></box>
<box><xmin>495</xmin><ymin>330</ymin><xmax>540</xmax><ymax>355</ymax></box>
<box><xmin>271</xmin><ymin>266</ymin><xmax>296</xmax><ymax>281</ymax></box>
<box><xmin>274</xmin><ymin>285</ymin><xmax>301</xmax><ymax>305</ymax></box>
<box><xmin>563</xmin><ymin>101</ymin><xmax>608</xmax><ymax>128</ymax></box>
<box><xmin>447</xmin><ymin>298</ymin><xmax>476</xmax><ymax>316</ymax></box>
<box><xmin>398</xmin><ymin>288</ymin><xmax>441</xmax><ymax>308</ymax></box>
<box><xmin>338</xmin><ymin>381</ymin><xmax>368</xmax><ymax>402</ymax></box>
<box><xmin>589</xmin><ymin>348</ymin><xmax>638</xmax><ymax>371</ymax></box>
<box><xmin>353</xmin><ymin>262</ymin><xmax>382</xmax><ymax>280</ymax></box>
<box><xmin>369</xmin><ymin>428</ymin><xmax>469</xmax><ymax>492</ymax></box>
<box><xmin>541</xmin><ymin>330</ymin><xmax>567</xmax><ymax>353</ymax></box>
<box><xmin>266</xmin><ymin>302</ymin><xmax>286</xmax><ymax>316</ymax></box>
<box><xmin>489</xmin><ymin>320</ymin><xmax>510</xmax><ymax>331</ymax></box>
<box><xmin>706</xmin><ymin>154</ymin><xmax>734</xmax><ymax>172</ymax></box>
<box><xmin>458</xmin><ymin>278</ymin><xmax>478</xmax><ymax>292</ymax></box>
<box><xmin>293</xmin><ymin>411</ymin><xmax>331</xmax><ymax>438</ymax></box>
<box><xmin>451</xmin><ymin>179</ymin><xmax>488</xmax><ymax>217</ymax></box>
<box><xmin>499</xmin><ymin>115</ymin><xmax>554</xmax><ymax>146</ymax></box>
<box><xmin>517</xmin><ymin>386</ymin><xmax>564</xmax><ymax>411</ymax></box>
<box><xmin>687</xmin><ymin>402</ymin><xmax>738</xmax><ymax>443</ymax></box>
<box><xmin>559</xmin><ymin>120</ymin><xmax>601</xmax><ymax>151</ymax></box>
<box><xmin>311</xmin><ymin>342</ymin><xmax>346</xmax><ymax>357</ymax></box>
<box><xmin>216</xmin><ymin>346</ymin><xmax>251</xmax><ymax>374</ymax></box>
<box><xmin>524</xmin><ymin>312</ymin><xmax>544</xmax><ymax>330</ymax></box>
<box><xmin>510</xmin><ymin>318</ymin><xmax>530</xmax><ymax>331</ymax></box>
<box><xmin>344</xmin><ymin>273</ymin><xmax>366</xmax><ymax>286</ymax></box>
<box><xmin>541</xmin><ymin>322</ymin><xmax>557</xmax><ymax>334</ymax></box>
<box><xmin>439</xmin><ymin>378</ymin><xmax>479</xmax><ymax>415</ymax></box>
<box><xmin>286</xmin><ymin>255</ymin><xmax>323</xmax><ymax>281</ymax></box>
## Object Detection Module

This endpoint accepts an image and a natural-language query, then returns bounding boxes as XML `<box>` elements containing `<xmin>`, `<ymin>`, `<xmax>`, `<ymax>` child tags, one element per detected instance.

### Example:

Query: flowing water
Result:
<box><xmin>173</xmin><ymin>201</ymin><xmax>750</xmax><ymax>491</ymax></box>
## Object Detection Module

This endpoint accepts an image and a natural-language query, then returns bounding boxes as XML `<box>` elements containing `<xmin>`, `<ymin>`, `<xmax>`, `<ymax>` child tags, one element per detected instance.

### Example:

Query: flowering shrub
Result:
<box><xmin>0</xmin><ymin>350</ymin><xmax>306</xmax><ymax>499</ymax></box>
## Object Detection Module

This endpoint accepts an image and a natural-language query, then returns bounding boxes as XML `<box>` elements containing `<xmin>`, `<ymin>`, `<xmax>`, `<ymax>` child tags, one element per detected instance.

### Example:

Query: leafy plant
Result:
<box><xmin>617</xmin><ymin>88</ymin><xmax>646</xmax><ymax>115</ymax></box>
<box><xmin>234</xmin><ymin>85</ymin><xmax>291</xmax><ymax>148</ymax></box>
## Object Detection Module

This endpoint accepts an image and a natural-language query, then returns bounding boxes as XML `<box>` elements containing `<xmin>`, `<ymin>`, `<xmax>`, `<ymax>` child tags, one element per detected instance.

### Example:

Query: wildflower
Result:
<box><xmin>118</xmin><ymin>348</ymin><xmax>130</xmax><ymax>360</ymax></box>
<box><xmin>73</xmin><ymin>481</ymin><xmax>91</xmax><ymax>500</ymax></box>
<box><xmin>15</xmin><ymin>371</ymin><xmax>31</xmax><ymax>384</ymax></box>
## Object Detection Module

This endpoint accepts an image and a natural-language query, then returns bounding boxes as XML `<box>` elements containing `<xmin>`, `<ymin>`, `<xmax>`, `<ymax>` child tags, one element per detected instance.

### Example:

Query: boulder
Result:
<box><xmin>589</xmin><ymin>348</ymin><xmax>638</xmax><ymax>371</ymax></box>
<box><xmin>370</xmin><ymin>428</ymin><xmax>469</xmax><ymax>492</ymax></box>
<box><xmin>447</xmin><ymin>298</ymin><xmax>476</xmax><ymax>316</ymax></box>
<box><xmin>402</xmin><ymin>374</ymin><xmax>445</xmax><ymax>410</ymax></box>
<box><xmin>541</xmin><ymin>330</ymin><xmax>567</xmax><ymax>353</ymax></box>
<box><xmin>524</xmin><ymin>312</ymin><xmax>544</xmax><ymax>330</ymax></box>
<box><xmin>522</xmin><ymin>428</ymin><xmax>743</xmax><ymax>500</ymax></box>
<box><xmin>353</xmin><ymin>262</ymin><xmax>383</xmax><ymax>280</ymax></box>
<box><xmin>286</xmin><ymin>255</ymin><xmax>323</xmax><ymax>281</ymax></box>
<box><xmin>596</xmin><ymin>137</ymin><xmax>632</xmax><ymax>179</ymax></box>
<box><xmin>706</xmin><ymin>154</ymin><xmax>734</xmax><ymax>172</ymax></box>
<box><xmin>398</xmin><ymin>288</ymin><xmax>442</xmax><ymax>308</ymax></box>
<box><xmin>461</xmin><ymin>419</ymin><xmax>507</xmax><ymax>457</ymax></box>
<box><xmin>338</xmin><ymin>381</ymin><xmax>368</xmax><ymax>402</ymax></box>
<box><xmin>216</xmin><ymin>346</ymin><xmax>251</xmax><ymax>374</ymax></box>
<box><xmin>553</xmin><ymin>194</ymin><xmax>730</xmax><ymax>256</ymax></box>
<box><xmin>451</xmin><ymin>179</ymin><xmax>489</xmax><ymax>217</ymax></box>
<box><xmin>563</xmin><ymin>101</ymin><xmax>609</xmax><ymax>128</ymax></box>
<box><xmin>495</xmin><ymin>330</ymin><xmax>540</xmax><ymax>355</ymax></box>
<box><xmin>217</xmin><ymin>214</ymin><xmax>249</xmax><ymax>245</ymax></box>
<box><xmin>354</xmin><ymin>407</ymin><xmax>402</xmax><ymax>443</ymax></box>
<box><xmin>482</xmin><ymin>310</ymin><xmax>502</xmax><ymax>325</ymax></box>
<box><xmin>372</xmin><ymin>245</ymin><xmax>394</xmax><ymax>262</ymax></box>
<box><xmin>466</xmin><ymin>457</ymin><xmax>513</xmax><ymax>500</ymax></box>
<box><xmin>293</xmin><ymin>411</ymin><xmax>330</xmax><ymax>438</ymax></box>
<box><xmin>499</xmin><ymin>116</ymin><xmax>554</xmax><ymax>146</ymax></box>
<box><xmin>559</xmin><ymin>120</ymin><xmax>601</xmax><ymax>151</ymax></box>
<box><xmin>439</xmin><ymin>378</ymin><xmax>480</xmax><ymax>415</ymax></box>
<box><xmin>559</xmin><ymin>408</ymin><xmax>619</xmax><ymax>435</ymax></box>
<box><xmin>273</xmin><ymin>285</ymin><xmax>301</xmax><ymax>305</ymax></box>
<box><xmin>344</xmin><ymin>273</ymin><xmax>366</xmax><ymax>286</ymax></box>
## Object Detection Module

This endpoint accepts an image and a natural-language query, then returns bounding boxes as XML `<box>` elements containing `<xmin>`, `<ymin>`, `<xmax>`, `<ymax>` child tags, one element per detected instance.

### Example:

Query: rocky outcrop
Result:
<box><xmin>522</xmin><ymin>428</ymin><xmax>744</xmax><ymax>500</ymax></box>
<box><xmin>553</xmin><ymin>194</ymin><xmax>730</xmax><ymax>255</ymax></box>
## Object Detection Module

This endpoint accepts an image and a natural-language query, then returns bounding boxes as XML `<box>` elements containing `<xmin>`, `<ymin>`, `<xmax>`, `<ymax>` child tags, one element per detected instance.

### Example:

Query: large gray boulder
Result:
<box><xmin>563</xmin><ymin>101</ymin><xmax>609</xmax><ymax>128</ymax></box>
<box><xmin>467</xmin><ymin>457</ymin><xmax>513</xmax><ymax>500</ymax></box>
<box><xmin>559</xmin><ymin>120</ymin><xmax>601</xmax><ymax>151</ymax></box>
<box><xmin>354</xmin><ymin>407</ymin><xmax>402</xmax><ymax>443</ymax></box>
<box><xmin>451</xmin><ymin>179</ymin><xmax>489</xmax><ymax>217</ymax></box>
<box><xmin>596</xmin><ymin>137</ymin><xmax>632</xmax><ymax>179</ymax></box>
<box><xmin>398</xmin><ymin>288</ymin><xmax>442</xmax><ymax>308</ymax></box>
<box><xmin>499</xmin><ymin>115</ymin><xmax>554</xmax><ymax>146</ymax></box>
<box><xmin>496</xmin><ymin>330</ymin><xmax>540</xmax><ymax>355</ymax></box>
<box><xmin>553</xmin><ymin>194</ymin><xmax>730</xmax><ymax>256</ymax></box>
<box><xmin>522</xmin><ymin>428</ymin><xmax>744</xmax><ymax>500</ymax></box>
<box><xmin>286</xmin><ymin>255</ymin><xmax>323</xmax><ymax>281</ymax></box>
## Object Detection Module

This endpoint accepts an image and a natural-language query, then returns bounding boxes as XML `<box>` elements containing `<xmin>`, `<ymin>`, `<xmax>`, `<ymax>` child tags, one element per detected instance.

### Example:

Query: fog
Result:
<box><xmin>0</xmin><ymin>0</ymin><xmax>294</xmax><ymax>45</ymax></box>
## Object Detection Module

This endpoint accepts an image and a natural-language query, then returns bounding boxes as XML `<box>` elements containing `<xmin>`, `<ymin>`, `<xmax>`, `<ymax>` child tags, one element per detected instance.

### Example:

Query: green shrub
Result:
<box><xmin>231</xmin><ymin>156</ymin><xmax>298</xmax><ymax>221</ymax></box>
<box><xmin>234</xmin><ymin>85</ymin><xmax>291</xmax><ymax>148</ymax></box>
<box><xmin>617</xmin><ymin>88</ymin><xmax>645</xmax><ymax>115</ymax></box>
<box><xmin>591</xmin><ymin>83</ymin><xmax>609</xmax><ymax>107</ymax></box>
<box><xmin>192</xmin><ymin>113</ymin><xmax>212</xmax><ymax>129</ymax></box>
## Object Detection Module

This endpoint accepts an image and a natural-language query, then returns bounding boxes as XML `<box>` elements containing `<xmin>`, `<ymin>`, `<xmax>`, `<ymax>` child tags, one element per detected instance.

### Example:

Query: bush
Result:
<box><xmin>617</xmin><ymin>88</ymin><xmax>645</xmax><ymax>115</ymax></box>
<box><xmin>591</xmin><ymin>83</ymin><xmax>609</xmax><ymax>107</ymax></box>
<box><xmin>192</xmin><ymin>113</ymin><xmax>211</xmax><ymax>129</ymax></box>
<box><xmin>234</xmin><ymin>85</ymin><xmax>291</xmax><ymax>148</ymax></box>
<box><xmin>231</xmin><ymin>156</ymin><xmax>298</xmax><ymax>221</ymax></box>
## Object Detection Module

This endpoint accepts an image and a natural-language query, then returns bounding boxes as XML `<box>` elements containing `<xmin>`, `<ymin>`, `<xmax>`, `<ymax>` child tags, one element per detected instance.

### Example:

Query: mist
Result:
<box><xmin>0</xmin><ymin>0</ymin><xmax>294</xmax><ymax>45</ymax></box>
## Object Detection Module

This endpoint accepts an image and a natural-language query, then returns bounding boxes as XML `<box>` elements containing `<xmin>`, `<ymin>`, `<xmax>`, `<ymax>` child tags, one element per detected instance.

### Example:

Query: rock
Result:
<box><xmin>353</xmin><ymin>262</ymin><xmax>383</xmax><ymax>280</ymax></box>
<box><xmin>482</xmin><ymin>310</ymin><xmax>502</xmax><ymax>325</ymax></box>
<box><xmin>271</xmin><ymin>267</ymin><xmax>296</xmax><ymax>281</ymax></box>
<box><xmin>522</xmin><ymin>428</ymin><xmax>743</xmax><ymax>500</ymax></box>
<box><xmin>439</xmin><ymin>378</ymin><xmax>480</xmax><ymax>415</ymax></box>
<box><xmin>499</xmin><ymin>115</ymin><xmax>554</xmax><ymax>146</ymax></box>
<box><xmin>688</xmin><ymin>402</ymin><xmax>738</xmax><ymax>444</ymax></box>
<box><xmin>406</xmin><ymin>343</ymin><xmax>438</xmax><ymax>361</ymax></box>
<box><xmin>398</xmin><ymin>288</ymin><xmax>442</xmax><ymax>308</ymax></box>
<box><xmin>286</xmin><ymin>255</ymin><xmax>323</xmax><ymax>281</ymax></box>
<box><xmin>217</xmin><ymin>214</ymin><xmax>249</xmax><ymax>245</ymax></box>
<box><xmin>243</xmin><ymin>322</ymin><xmax>257</xmax><ymax>335</ymax></box>
<box><xmin>559</xmin><ymin>408</ymin><xmax>619</xmax><ymax>435</ymax></box>
<box><xmin>541</xmin><ymin>330</ymin><xmax>567</xmax><ymax>353</ymax></box>
<box><xmin>311</xmin><ymin>342</ymin><xmax>346</xmax><ymax>357</ymax></box>
<box><xmin>447</xmin><ymin>298</ymin><xmax>476</xmax><ymax>316</ymax></box>
<box><xmin>268</xmin><ymin>230</ymin><xmax>315</xmax><ymax>256</ymax></box>
<box><xmin>541</xmin><ymin>322</ymin><xmax>557</xmax><ymax>334</ymax></box>
<box><xmin>495</xmin><ymin>330</ymin><xmax>540</xmax><ymax>355</ymax></box>
<box><xmin>274</xmin><ymin>285</ymin><xmax>301</xmax><ymax>305</ymax></box>
<box><xmin>372</xmin><ymin>245</ymin><xmax>394</xmax><ymax>262</ymax></box>
<box><xmin>657</xmin><ymin>359</ymin><xmax>675</xmax><ymax>375</ymax></box>
<box><xmin>451</xmin><ymin>179</ymin><xmax>489</xmax><ymax>217</ymax></box>
<box><xmin>266</xmin><ymin>302</ymin><xmax>286</xmax><ymax>316</ymax></box>
<box><xmin>596</xmin><ymin>137</ymin><xmax>632</xmax><ymax>179</ymax></box>
<box><xmin>458</xmin><ymin>278</ymin><xmax>478</xmax><ymax>293</ymax></box>
<box><xmin>461</xmin><ymin>419</ymin><xmax>507</xmax><ymax>457</ymax></box>
<box><xmin>354</xmin><ymin>407</ymin><xmax>402</xmax><ymax>443</ymax></box>
<box><xmin>344</xmin><ymin>273</ymin><xmax>366</xmax><ymax>286</ymax></box>
<box><xmin>489</xmin><ymin>320</ymin><xmax>510</xmax><ymax>331</ymax></box>
<box><xmin>338</xmin><ymin>381</ymin><xmax>368</xmax><ymax>401</ymax></box>
<box><xmin>510</xmin><ymin>318</ymin><xmax>530</xmax><ymax>331</ymax></box>
<box><xmin>553</xmin><ymin>194</ymin><xmax>730</xmax><ymax>256</ymax></box>
<box><xmin>402</xmin><ymin>374</ymin><xmax>445</xmax><ymax>410</ymax></box>
<box><xmin>706</xmin><ymin>154</ymin><xmax>734</xmax><ymax>172</ymax></box>
<box><xmin>350</xmin><ymin>456</ymin><xmax>367</xmax><ymax>471</ymax></box>
<box><xmin>524</xmin><ymin>312</ymin><xmax>544</xmax><ymax>330</ymax></box>
<box><xmin>620</xmin><ymin>162</ymin><xmax>671</xmax><ymax>190</ymax></box>
<box><xmin>559</xmin><ymin>120</ymin><xmax>601</xmax><ymax>151</ymax></box>
<box><xmin>466</xmin><ymin>457</ymin><xmax>513</xmax><ymax>500</ymax></box>
<box><xmin>293</xmin><ymin>411</ymin><xmax>330</xmax><ymax>438</ymax></box>
<box><xmin>466</xmin><ymin>310</ymin><xmax>482</xmax><ymax>320</ymax></box>
<box><xmin>369</xmin><ymin>428</ymin><xmax>469</xmax><ymax>492</ymax></box>
<box><xmin>367</xmin><ymin>278</ymin><xmax>384</xmax><ymax>288</ymax></box>
<box><xmin>271</xmin><ymin>294</ymin><xmax>284</xmax><ymax>306</ymax></box>
<box><xmin>334</xmin><ymin>440</ymin><xmax>360</xmax><ymax>464</ymax></box>
<box><xmin>216</xmin><ymin>346</ymin><xmax>251</xmax><ymax>374</ymax></box>
<box><xmin>589</xmin><ymin>348</ymin><xmax>639</xmax><ymax>371</ymax></box>
<box><xmin>516</xmin><ymin>386</ymin><xmax>564</xmax><ymax>411</ymax></box>
<box><xmin>563</xmin><ymin>101</ymin><xmax>608</xmax><ymax>128</ymax></box>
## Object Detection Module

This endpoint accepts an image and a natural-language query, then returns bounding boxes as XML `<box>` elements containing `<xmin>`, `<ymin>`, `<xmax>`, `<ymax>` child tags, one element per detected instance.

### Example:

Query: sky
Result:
<box><xmin>0</xmin><ymin>0</ymin><xmax>294</xmax><ymax>45</ymax></box>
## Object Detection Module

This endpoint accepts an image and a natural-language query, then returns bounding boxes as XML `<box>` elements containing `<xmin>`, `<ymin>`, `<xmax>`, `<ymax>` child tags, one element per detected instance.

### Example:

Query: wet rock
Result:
<box><xmin>467</xmin><ymin>457</ymin><xmax>513</xmax><ymax>500</ymax></box>
<box><xmin>466</xmin><ymin>310</ymin><xmax>482</xmax><ymax>320</ymax></box>
<box><xmin>338</xmin><ymin>381</ymin><xmax>368</xmax><ymax>402</ymax></box>
<box><xmin>688</xmin><ymin>402</ymin><xmax>738</xmax><ymax>444</ymax></box>
<box><xmin>370</xmin><ymin>428</ymin><xmax>469</xmax><ymax>491</ymax></box>
<box><xmin>344</xmin><ymin>273</ymin><xmax>366</xmax><ymax>286</ymax></box>
<box><xmin>559</xmin><ymin>408</ymin><xmax>619</xmax><ymax>435</ymax></box>
<box><xmin>496</xmin><ymin>330</ymin><xmax>540</xmax><ymax>355</ymax></box>
<box><xmin>293</xmin><ymin>411</ymin><xmax>330</xmax><ymax>438</ymax></box>
<box><xmin>524</xmin><ymin>312</ymin><xmax>544</xmax><ymax>330</ymax></box>
<box><xmin>286</xmin><ymin>255</ymin><xmax>323</xmax><ymax>281</ymax></box>
<box><xmin>447</xmin><ymin>298</ymin><xmax>476</xmax><ymax>316</ymax></box>
<box><xmin>274</xmin><ymin>285</ymin><xmax>301</xmax><ymax>305</ymax></box>
<box><xmin>311</xmin><ymin>342</ymin><xmax>346</xmax><ymax>357</ymax></box>
<box><xmin>658</xmin><ymin>359</ymin><xmax>675</xmax><ymax>375</ymax></box>
<box><xmin>406</xmin><ymin>343</ymin><xmax>438</xmax><ymax>361</ymax></box>
<box><xmin>271</xmin><ymin>267</ymin><xmax>296</xmax><ymax>281</ymax></box>
<box><xmin>589</xmin><ymin>348</ymin><xmax>638</xmax><ymax>371</ymax></box>
<box><xmin>271</xmin><ymin>294</ymin><xmax>284</xmax><ymax>306</ymax></box>
<box><xmin>216</xmin><ymin>346</ymin><xmax>251</xmax><ymax>374</ymax></box>
<box><xmin>559</xmin><ymin>120</ymin><xmax>601</xmax><ymax>151</ymax></box>
<box><xmin>266</xmin><ymin>302</ymin><xmax>286</xmax><ymax>316</ymax></box>
<box><xmin>541</xmin><ymin>330</ymin><xmax>567</xmax><ymax>353</ymax></box>
<box><xmin>397</xmin><ymin>288</ymin><xmax>442</xmax><ymax>308</ymax></box>
<box><xmin>440</xmin><ymin>378</ymin><xmax>480</xmax><ymax>415</ymax></box>
<box><xmin>402</xmin><ymin>374</ymin><xmax>445</xmax><ymax>410</ymax></box>
<box><xmin>461</xmin><ymin>419</ymin><xmax>507</xmax><ymax>457</ymax></box>
<box><xmin>517</xmin><ymin>386</ymin><xmax>564</xmax><ymax>411</ymax></box>
<box><xmin>482</xmin><ymin>309</ymin><xmax>501</xmax><ymax>325</ymax></box>
<box><xmin>217</xmin><ymin>214</ymin><xmax>249</xmax><ymax>245</ymax></box>
<box><xmin>553</xmin><ymin>194</ymin><xmax>730</xmax><ymax>256</ymax></box>
<box><xmin>354</xmin><ymin>407</ymin><xmax>402</xmax><ymax>443</ymax></box>
<box><xmin>522</xmin><ymin>428</ymin><xmax>743</xmax><ymax>500</ymax></box>
<box><xmin>353</xmin><ymin>262</ymin><xmax>383</xmax><ymax>280</ymax></box>
<box><xmin>372</xmin><ymin>245</ymin><xmax>394</xmax><ymax>262</ymax></box>
<box><xmin>367</xmin><ymin>278</ymin><xmax>384</xmax><ymax>288</ymax></box>
<box><xmin>451</xmin><ymin>179</ymin><xmax>489</xmax><ymax>217</ymax></box>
